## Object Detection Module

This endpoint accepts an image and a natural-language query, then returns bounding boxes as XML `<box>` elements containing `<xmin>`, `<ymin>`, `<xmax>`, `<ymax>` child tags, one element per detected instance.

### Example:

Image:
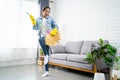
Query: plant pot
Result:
<box><xmin>94</xmin><ymin>73</ymin><xmax>105</xmax><ymax>80</ymax></box>
<box><xmin>95</xmin><ymin>58</ymin><xmax>107</xmax><ymax>72</ymax></box>
<box><xmin>112</xmin><ymin>69</ymin><xmax>120</xmax><ymax>79</ymax></box>
<box><xmin>38</xmin><ymin>60</ymin><xmax>44</xmax><ymax>66</ymax></box>
<box><xmin>39</xmin><ymin>49</ymin><xmax>44</xmax><ymax>61</ymax></box>
<box><xmin>40</xmin><ymin>54</ymin><xmax>44</xmax><ymax>61</ymax></box>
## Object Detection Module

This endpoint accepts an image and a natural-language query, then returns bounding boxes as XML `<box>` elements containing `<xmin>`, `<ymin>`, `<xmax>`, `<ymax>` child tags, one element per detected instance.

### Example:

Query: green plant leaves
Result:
<box><xmin>85</xmin><ymin>38</ymin><xmax>117</xmax><ymax>68</ymax></box>
<box><xmin>99</xmin><ymin>38</ymin><xmax>104</xmax><ymax>46</ymax></box>
<box><xmin>84</xmin><ymin>52</ymin><xmax>96</xmax><ymax>64</ymax></box>
<box><xmin>40</xmin><ymin>48</ymin><xmax>43</xmax><ymax>55</ymax></box>
<box><xmin>115</xmin><ymin>56</ymin><xmax>120</xmax><ymax>63</ymax></box>
<box><xmin>114</xmin><ymin>56</ymin><xmax>120</xmax><ymax>70</ymax></box>
<box><xmin>107</xmin><ymin>45</ymin><xmax>117</xmax><ymax>56</ymax></box>
<box><xmin>103</xmin><ymin>56</ymin><xmax>113</xmax><ymax>66</ymax></box>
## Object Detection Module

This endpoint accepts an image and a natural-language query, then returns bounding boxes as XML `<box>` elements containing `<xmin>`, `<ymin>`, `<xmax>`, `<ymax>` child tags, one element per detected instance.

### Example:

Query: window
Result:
<box><xmin>0</xmin><ymin>0</ymin><xmax>40</xmax><ymax>48</ymax></box>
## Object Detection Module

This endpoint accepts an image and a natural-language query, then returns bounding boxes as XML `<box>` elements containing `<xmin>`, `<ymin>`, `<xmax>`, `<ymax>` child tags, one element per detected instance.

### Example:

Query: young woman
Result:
<box><xmin>33</xmin><ymin>6</ymin><xmax>58</xmax><ymax>77</ymax></box>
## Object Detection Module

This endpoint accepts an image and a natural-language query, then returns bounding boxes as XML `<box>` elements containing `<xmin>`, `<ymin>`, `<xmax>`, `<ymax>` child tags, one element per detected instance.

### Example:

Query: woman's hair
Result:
<box><xmin>42</xmin><ymin>6</ymin><xmax>51</xmax><ymax>11</ymax></box>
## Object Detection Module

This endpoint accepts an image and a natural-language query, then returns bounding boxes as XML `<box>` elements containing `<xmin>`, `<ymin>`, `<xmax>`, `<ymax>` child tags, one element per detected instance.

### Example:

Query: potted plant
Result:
<box><xmin>40</xmin><ymin>48</ymin><xmax>44</xmax><ymax>60</ymax></box>
<box><xmin>40</xmin><ymin>48</ymin><xmax>44</xmax><ymax>56</ymax></box>
<box><xmin>38</xmin><ymin>48</ymin><xmax>44</xmax><ymax>66</ymax></box>
<box><xmin>112</xmin><ymin>56</ymin><xmax>120</xmax><ymax>79</ymax></box>
<box><xmin>85</xmin><ymin>38</ymin><xmax>117</xmax><ymax>72</ymax></box>
<box><xmin>114</xmin><ymin>56</ymin><xmax>120</xmax><ymax>70</ymax></box>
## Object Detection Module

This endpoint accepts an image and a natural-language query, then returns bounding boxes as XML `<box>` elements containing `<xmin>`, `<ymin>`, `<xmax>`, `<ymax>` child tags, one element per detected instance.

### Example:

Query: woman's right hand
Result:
<box><xmin>50</xmin><ymin>28</ymin><xmax>58</xmax><ymax>36</ymax></box>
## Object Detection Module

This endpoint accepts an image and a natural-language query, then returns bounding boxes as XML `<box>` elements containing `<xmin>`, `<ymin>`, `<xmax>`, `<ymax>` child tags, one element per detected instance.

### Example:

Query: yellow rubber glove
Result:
<box><xmin>50</xmin><ymin>28</ymin><xmax>58</xmax><ymax>36</ymax></box>
<box><xmin>27</xmin><ymin>12</ymin><xmax>37</xmax><ymax>26</ymax></box>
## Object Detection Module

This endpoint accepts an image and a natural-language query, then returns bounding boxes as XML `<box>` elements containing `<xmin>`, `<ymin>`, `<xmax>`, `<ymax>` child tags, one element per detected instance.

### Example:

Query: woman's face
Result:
<box><xmin>42</xmin><ymin>8</ymin><xmax>50</xmax><ymax>17</ymax></box>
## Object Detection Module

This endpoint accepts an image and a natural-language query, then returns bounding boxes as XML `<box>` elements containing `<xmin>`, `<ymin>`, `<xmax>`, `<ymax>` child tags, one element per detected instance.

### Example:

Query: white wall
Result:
<box><xmin>50</xmin><ymin>0</ymin><xmax>120</xmax><ymax>53</ymax></box>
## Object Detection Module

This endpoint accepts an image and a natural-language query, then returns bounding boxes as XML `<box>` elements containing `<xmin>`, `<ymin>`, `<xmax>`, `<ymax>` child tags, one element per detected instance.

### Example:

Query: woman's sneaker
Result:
<box><xmin>42</xmin><ymin>71</ymin><xmax>49</xmax><ymax>77</ymax></box>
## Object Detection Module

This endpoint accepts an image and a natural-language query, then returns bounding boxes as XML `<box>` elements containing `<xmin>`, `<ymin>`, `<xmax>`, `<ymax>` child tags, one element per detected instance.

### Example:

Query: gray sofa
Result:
<box><xmin>49</xmin><ymin>41</ymin><xmax>108</xmax><ymax>73</ymax></box>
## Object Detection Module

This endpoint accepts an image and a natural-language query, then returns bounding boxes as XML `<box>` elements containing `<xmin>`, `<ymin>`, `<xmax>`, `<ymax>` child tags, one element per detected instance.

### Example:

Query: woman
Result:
<box><xmin>33</xmin><ymin>6</ymin><xmax>58</xmax><ymax>77</ymax></box>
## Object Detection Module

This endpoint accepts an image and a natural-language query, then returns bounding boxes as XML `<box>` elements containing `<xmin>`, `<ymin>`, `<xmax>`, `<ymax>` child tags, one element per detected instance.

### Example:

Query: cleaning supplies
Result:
<box><xmin>27</xmin><ymin>12</ymin><xmax>37</xmax><ymax>26</ymax></box>
<box><xmin>45</xmin><ymin>28</ymin><xmax>60</xmax><ymax>46</ymax></box>
<box><xmin>49</xmin><ymin>27</ymin><xmax>58</xmax><ymax>36</ymax></box>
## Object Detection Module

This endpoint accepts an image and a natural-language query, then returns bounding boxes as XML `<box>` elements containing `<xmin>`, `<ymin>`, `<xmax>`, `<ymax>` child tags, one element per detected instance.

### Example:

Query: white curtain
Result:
<box><xmin>0</xmin><ymin>0</ymin><xmax>40</xmax><ymax>65</ymax></box>
<box><xmin>0</xmin><ymin>0</ymin><xmax>39</xmax><ymax>48</ymax></box>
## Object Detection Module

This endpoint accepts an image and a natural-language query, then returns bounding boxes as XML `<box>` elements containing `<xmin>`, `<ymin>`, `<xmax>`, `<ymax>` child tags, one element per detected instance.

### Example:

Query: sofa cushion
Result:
<box><xmin>66</xmin><ymin>54</ymin><xmax>88</xmax><ymax>64</ymax></box>
<box><xmin>51</xmin><ymin>45</ymin><xmax>65</xmax><ymax>53</ymax></box>
<box><xmin>65</xmin><ymin>41</ymin><xmax>83</xmax><ymax>54</ymax></box>
<box><xmin>80</xmin><ymin>41</ymin><xmax>98</xmax><ymax>55</ymax></box>
<box><xmin>49</xmin><ymin>58</ymin><xmax>67</xmax><ymax>65</ymax></box>
<box><xmin>50</xmin><ymin>53</ymin><xmax>69</xmax><ymax>60</ymax></box>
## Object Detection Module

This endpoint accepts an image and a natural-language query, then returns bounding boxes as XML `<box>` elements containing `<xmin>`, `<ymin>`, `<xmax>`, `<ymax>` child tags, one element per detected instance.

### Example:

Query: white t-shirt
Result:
<box><xmin>42</xmin><ymin>18</ymin><xmax>46</xmax><ymax>25</ymax></box>
<box><xmin>40</xmin><ymin>18</ymin><xmax>48</xmax><ymax>36</ymax></box>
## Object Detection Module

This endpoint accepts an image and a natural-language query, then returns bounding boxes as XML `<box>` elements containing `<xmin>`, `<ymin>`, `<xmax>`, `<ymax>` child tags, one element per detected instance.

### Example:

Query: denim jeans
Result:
<box><xmin>39</xmin><ymin>37</ymin><xmax>49</xmax><ymax>71</ymax></box>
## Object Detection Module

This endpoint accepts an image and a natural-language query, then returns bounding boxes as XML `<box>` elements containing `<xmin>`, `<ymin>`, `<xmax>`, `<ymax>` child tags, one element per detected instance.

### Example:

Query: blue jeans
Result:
<box><xmin>39</xmin><ymin>37</ymin><xmax>49</xmax><ymax>71</ymax></box>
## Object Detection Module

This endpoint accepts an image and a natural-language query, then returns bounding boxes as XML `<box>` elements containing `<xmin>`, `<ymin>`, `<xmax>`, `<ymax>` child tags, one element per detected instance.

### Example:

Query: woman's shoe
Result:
<box><xmin>42</xmin><ymin>71</ymin><xmax>49</xmax><ymax>77</ymax></box>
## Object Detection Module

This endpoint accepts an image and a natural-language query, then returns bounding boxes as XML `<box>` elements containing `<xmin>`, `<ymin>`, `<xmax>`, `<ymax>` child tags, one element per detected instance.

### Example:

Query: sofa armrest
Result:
<box><xmin>50</xmin><ymin>45</ymin><xmax>66</xmax><ymax>54</ymax></box>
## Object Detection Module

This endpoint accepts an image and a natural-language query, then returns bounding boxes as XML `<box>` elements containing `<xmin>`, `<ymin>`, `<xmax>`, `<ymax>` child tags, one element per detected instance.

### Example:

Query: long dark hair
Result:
<box><xmin>42</xmin><ymin>6</ymin><xmax>51</xmax><ymax>12</ymax></box>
